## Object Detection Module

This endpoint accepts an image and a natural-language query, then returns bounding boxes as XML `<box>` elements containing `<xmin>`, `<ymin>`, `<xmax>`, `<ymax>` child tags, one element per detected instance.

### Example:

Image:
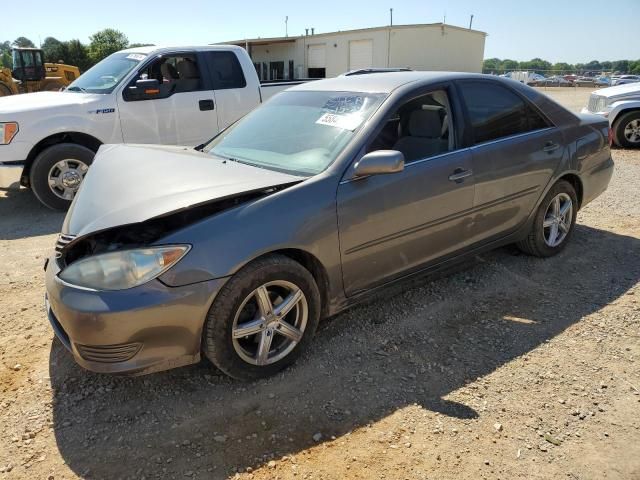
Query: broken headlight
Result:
<box><xmin>58</xmin><ymin>245</ymin><xmax>190</xmax><ymax>290</ymax></box>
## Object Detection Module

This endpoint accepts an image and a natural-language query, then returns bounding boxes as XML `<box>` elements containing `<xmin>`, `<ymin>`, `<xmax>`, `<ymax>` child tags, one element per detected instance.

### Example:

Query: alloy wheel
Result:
<box><xmin>543</xmin><ymin>192</ymin><xmax>573</xmax><ymax>247</ymax></box>
<box><xmin>232</xmin><ymin>280</ymin><xmax>308</xmax><ymax>366</ymax></box>
<box><xmin>623</xmin><ymin>119</ymin><xmax>640</xmax><ymax>144</ymax></box>
<box><xmin>47</xmin><ymin>159</ymin><xmax>89</xmax><ymax>200</ymax></box>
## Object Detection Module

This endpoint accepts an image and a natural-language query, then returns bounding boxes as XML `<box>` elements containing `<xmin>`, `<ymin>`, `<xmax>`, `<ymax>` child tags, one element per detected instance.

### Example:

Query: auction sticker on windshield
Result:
<box><xmin>126</xmin><ymin>53</ymin><xmax>146</xmax><ymax>61</ymax></box>
<box><xmin>316</xmin><ymin>112</ymin><xmax>364</xmax><ymax>130</ymax></box>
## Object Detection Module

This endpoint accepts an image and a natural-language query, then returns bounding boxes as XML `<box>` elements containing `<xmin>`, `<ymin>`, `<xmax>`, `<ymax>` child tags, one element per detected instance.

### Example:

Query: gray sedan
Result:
<box><xmin>45</xmin><ymin>72</ymin><xmax>614</xmax><ymax>379</ymax></box>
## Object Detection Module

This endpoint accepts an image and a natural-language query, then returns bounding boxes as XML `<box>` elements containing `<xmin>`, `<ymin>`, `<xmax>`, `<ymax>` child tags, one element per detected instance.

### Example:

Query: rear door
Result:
<box><xmin>201</xmin><ymin>50</ymin><xmax>259</xmax><ymax>131</ymax></box>
<box><xmin>456</xmin><ymin>80</ymin><xmax>564</xmax><ymax>243</ymax></box>
<box><xmin>117</xmin><ymin>52</ymin><xmax>219</xmax><ymax>145</ymax></box>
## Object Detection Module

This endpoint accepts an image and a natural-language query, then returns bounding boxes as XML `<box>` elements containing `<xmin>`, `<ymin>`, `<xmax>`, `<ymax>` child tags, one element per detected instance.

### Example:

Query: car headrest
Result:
<box><xmin>407</xmin><ymin>109</ymin><xmax>443</xmax><ymax>138</ymax></box>
<box><xmin>177</xmin><ymin>60</ymin><xmax>199</xmax><ymax>79</ymax></box>
<box><xmin>161</xmin><ymin>63</ymin><xmax>178</xmax><ymax>80</ymax></box>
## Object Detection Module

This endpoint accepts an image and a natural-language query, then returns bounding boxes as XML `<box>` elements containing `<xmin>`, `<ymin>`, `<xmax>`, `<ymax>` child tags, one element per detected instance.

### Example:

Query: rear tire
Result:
<box><xmin>29</xmin><ymin>143</ymin><xmax>95</xmax><ymax>210</ymax></box>
<box><xmin>517</xmin><ymin>180</ymin><xmax>578</xmax><ymax>257</ymax></box>
<box><xmin>203</xmin><ymin>254</ymin><xmax>321</xmax><ymax>380</ymax></box>
<box><xmin>613</xmin><ymin>111</ymin><xmax>640</xmax><ymax>148</ymax></box>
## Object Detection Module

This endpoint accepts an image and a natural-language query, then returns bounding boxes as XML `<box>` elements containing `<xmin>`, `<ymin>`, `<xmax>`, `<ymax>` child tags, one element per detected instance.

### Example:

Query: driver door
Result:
<box><xmin>117</xmin><ymin>52</ymin><xmax>219</xmax><ymax>146</ymax></box>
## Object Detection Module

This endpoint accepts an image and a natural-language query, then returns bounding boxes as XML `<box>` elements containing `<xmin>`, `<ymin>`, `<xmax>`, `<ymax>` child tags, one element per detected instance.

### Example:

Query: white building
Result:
<box><xmin>221</xmin><ymin>23</ymin><xmax>487</xmax><ymax>81</ymax></box>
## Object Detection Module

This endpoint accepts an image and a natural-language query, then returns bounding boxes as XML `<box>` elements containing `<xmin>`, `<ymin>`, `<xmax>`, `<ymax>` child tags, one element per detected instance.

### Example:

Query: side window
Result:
<box><xmin>368</xmin><ymin>90</ymin><xmax>454</xmax><ymax>163</ymax></box>
<box><xmin>527</xmin><ymin>105</ymin><xmax>552</xmax><ymax>131</ymax></box>
<box><xmin>125</xmin><ymin>54</ymin><xmax>203</xmax><ymax>100</ymax></box>
<box><xmin>204</xmin><ymin>51</ymin><xmax>247</xmax><ymax>90</ymax></box>
<box><xmin>459</xmin><ymin>82</ymin><xmax>540</xmax><ymax>144</ymax></box>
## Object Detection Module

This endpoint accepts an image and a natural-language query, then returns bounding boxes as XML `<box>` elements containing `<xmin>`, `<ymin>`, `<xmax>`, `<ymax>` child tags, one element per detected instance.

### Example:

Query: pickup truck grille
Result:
<box><xmin>588</xmin><ymin>95</ymin><xmax>606</xmax><ymax>113</ymax></box>
<box><xmin>55</xmin><ymin>234</ymin><xmax>77</xmax><ymax>258</ymax></box>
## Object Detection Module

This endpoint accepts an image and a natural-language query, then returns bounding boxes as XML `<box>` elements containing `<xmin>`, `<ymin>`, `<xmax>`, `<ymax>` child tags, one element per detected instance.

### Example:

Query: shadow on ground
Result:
<box><xmin>0</xmin><ymin>187</ymin><xmax>64</xmax><ymax>240</ymax></box>
<box><xmin>49</xmin><ymin>224</ymin><xmax>639</xmax><ymax>479</ymax></box>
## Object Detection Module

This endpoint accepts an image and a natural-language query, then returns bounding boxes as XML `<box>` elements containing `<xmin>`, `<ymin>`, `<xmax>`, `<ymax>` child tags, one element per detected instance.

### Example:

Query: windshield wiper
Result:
<box><xmin>66</xmin><ymin>86</ymin><xmax>88</xmax><ymax>93</ymax></box>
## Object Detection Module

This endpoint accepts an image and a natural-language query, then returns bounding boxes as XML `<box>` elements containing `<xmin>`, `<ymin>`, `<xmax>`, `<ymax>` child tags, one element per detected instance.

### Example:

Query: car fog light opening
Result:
<box><xmin>58</xmin><ymin>245</ymin><xmax>190</xmax><ymax>290</ymax></box>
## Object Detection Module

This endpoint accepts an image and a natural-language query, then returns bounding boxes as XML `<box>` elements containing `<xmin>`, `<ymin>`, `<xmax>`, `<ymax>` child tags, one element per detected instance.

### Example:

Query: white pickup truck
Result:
<box><xmin>581</xmin><ymin>82</ymin><xmax>640</xmax><ymax>148</ymax></box>
<box><xmin>0</xmin><ymin>45</ymin><xmax>303</xmax><ymax>209</ymax></box>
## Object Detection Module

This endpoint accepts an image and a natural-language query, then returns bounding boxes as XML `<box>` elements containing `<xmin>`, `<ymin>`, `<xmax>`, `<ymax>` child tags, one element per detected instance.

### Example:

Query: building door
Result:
<box><xmin>308</xmin><ymin>44</ymin><xmax>326</xmax><ymax>78</ymax></box>
<box><xmin>349</xmin><ymin>39</ymin><xmax>373</xmax><ymax>71</ymax></box>
<box><xmin>269</xmin><ymin>61</ymin><xmax>284</xmax><ymax>80</ymax></box>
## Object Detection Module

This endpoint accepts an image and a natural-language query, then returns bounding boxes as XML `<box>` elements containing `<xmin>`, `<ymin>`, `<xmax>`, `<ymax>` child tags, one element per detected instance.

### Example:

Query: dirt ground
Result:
<box><xmin>0</xmin><ymin>87</ymin><xmax>638</xmax><ymax>480</ymax></box>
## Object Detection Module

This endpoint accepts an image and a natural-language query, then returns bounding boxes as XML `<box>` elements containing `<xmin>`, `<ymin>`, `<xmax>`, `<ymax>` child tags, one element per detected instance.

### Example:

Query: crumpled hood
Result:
<box><xmin>594</xmin><ymin>83</ymin><xmax>640</xmax><ymax>100</ymax></box>
<box><xmin>0</xmin><ymin>91</ymin><xmax>103</xmax><ymax>115</ymax></box>
<box><xmin>63</xmin><ymin>144</ymin><xmax>303</xmax><ymax>237</ymax></box>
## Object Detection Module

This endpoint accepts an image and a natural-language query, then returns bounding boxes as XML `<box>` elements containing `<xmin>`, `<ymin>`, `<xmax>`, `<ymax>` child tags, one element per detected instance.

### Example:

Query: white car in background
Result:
<box><xmin>611</xmin><ymin>75</ymin><xmax>640</xmax><ymax>86</ymax></box>
<box><xmin>582</xmin><ymin>82</ymin><xmax>640</xmax><ymax>147</ymax></box>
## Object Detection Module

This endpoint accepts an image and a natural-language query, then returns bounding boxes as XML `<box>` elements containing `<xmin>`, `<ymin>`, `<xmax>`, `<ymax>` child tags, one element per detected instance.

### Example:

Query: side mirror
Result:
<box><xmin>127</xmin><ymin>79</ymin><xmax>161</xmax><ymax>100</ymax></box>
<box><xmin>353</xmin><ymin>150</ymin><xmax>405</xmax><ymax>177</ymax></box>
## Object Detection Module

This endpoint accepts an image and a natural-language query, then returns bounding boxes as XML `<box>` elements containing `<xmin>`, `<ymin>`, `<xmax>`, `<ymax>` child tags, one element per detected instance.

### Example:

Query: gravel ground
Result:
<box><xmin>0</xmin><ymin>88</ymin><xmax>639</xmax><ymax>480</ymax></box>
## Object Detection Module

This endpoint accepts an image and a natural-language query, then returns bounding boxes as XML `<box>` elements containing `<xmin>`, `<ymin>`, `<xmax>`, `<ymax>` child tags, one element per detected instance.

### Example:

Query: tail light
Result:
<box><xmin>607</xmin><ymin>127</ymin><xmax>613</xmax><ymax>147</ymax></box>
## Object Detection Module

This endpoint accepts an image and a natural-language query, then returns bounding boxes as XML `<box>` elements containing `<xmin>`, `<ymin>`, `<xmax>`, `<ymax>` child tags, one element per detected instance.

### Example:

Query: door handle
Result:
<box><xmin>199</xmin><ymin>99</ymin><xmax>215</xmax><ymax>111</ymax></box>
<box><xmin>543</xmin><ymin>141</ymin><xmax>560</xmax><ymax>153</ymax></box>
<box><xmin>448</xmin><ymin>168</ymin><xmax>473</xmax><ymax>183</ymax></box>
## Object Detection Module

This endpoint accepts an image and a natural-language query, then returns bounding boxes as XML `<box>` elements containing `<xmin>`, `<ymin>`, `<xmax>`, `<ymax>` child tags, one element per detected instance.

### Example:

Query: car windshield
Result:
<box><xmin>204</xmin><ymin>91</ymin><xmax>386</xmax><ymax>176</ymax></box>
<box><xmin>66</xmin><ymin>52</ymin><xmax>146</xmax><ymax>94</ymax></box>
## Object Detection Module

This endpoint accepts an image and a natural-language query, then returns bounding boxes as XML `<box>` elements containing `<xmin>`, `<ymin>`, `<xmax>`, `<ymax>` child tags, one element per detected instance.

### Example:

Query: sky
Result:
<box><xmin>5</xmin><ymin>0</ymin><xmax>640</xmax><ymax>63</ymax></box>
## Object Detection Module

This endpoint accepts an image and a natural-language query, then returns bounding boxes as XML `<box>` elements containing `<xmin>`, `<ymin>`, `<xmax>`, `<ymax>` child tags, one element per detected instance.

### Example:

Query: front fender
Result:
<box><xmin>157</xmin><ymin>173</ymin><xmax>344</xmax><ymax>300</ymax></box>
<box><xmin>609</xmin><ymin>99</ymin><xmax>640</xmax><ymax>124</ymax></box>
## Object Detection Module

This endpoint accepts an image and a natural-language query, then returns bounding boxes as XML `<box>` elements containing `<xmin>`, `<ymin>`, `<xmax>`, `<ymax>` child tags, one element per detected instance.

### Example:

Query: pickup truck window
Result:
<box><xmin>205</xmin><ymin>91</ymin><xmax>386</xmax><ymax>176</ymax></box>
<box><xmin>124</xmin><ymin>54</ymin><xmax>204</xmax><ymax>101</ymax></box>
<box><xmin>202</xmin><ymin>51</ymin><xmax>247</xmax><ymax>90</ymax></box>
<box><xmin>66</xmin><ymin>52</ymin><xmax>145</xmax><ymax>94</ymax></box>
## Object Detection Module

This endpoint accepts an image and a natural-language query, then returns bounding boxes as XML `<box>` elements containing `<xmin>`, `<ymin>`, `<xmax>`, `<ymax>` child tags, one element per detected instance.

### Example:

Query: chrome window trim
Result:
<box><xmin>469</xmin><ymin>126</ymin><xmax>555</xmax><ymax>149</ymax></box>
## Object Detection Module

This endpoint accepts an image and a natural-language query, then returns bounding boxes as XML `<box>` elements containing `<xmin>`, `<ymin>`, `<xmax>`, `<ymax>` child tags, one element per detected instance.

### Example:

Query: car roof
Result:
<box><xmin>289</xmin><ymin>71</ymin><xmax>488</xmax><ymax>94</ymax></box>
<box><xmin>118</xmin><ymin>44</ymin><xmax>246</xmax><ymax>56</ymax></box>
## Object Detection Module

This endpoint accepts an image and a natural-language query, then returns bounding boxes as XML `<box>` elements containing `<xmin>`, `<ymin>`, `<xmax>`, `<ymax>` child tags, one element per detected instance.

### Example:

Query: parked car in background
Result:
<box><xmin>0</xmin><ymin>45</ymin><xmax>308</xmax><ymax>210</ymax></box>
<box><xmin>532</xmin><ymin>76</ymin><xmax>572</xmax><ymax>87</ymax></box>
<box><xmin>582</xmin><ymin>82</ymin><xmax>640</xmax><ymax>147</ymax></box>
<box><xmin>45</xmin><ymin>72</ymin><xmax>614</xmax><ymax>379</ymax></box>
<box><xmin>611</xmin><ymin>75</ymin><xmax>640</xmax><ymax>86</ymax></box>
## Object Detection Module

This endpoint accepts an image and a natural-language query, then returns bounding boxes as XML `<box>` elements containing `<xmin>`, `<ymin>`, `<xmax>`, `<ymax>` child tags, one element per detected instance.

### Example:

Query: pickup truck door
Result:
<box><xmin>200</xmin><ymin>50</ymin><xmax>261</xmax><ymax>131</ymax></box>
<box><xmin>117</xmin><ymin>52</ymin><xmax>219</xmax><ymax>146</ymax></box>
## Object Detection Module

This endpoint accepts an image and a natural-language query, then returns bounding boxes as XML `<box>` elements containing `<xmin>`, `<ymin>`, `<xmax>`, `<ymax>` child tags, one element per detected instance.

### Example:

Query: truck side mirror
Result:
<box><xmin>126</xmin><ymin>79</ymin><xmax>161</xmax><ymax>100</ymax></box>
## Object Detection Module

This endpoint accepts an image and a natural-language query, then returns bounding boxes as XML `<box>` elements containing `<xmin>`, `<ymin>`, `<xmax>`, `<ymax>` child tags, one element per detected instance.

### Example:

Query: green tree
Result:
<box><xmin>552</xmin><ymin>62</ymin><xmax>574</xmax><ymax>74</ymax></box>
<box><xmin>601</xmin><ymin>61</ymin><xmax>612</xmax><ymax>71</ymax></box>
<box><xmin>64</xmin><ymin>39</ymin><xmax>91</xmax><ymax>72</ymax></box>
<box><xmin>12</xmin><ymin>36</ymin><xmax>36</xmax><ymax>48</ymax></box>
<box><xmin>88</xmin><ymin>28</ymin><xmax>128</xmax><ymax>63</ymax></box>
<box><xmin>0</xmin><ymin>51</ymin><xmax>11</xmax><ymax>69</ymax></box>
<box><xmin>483</xmin><ymin>57</ymin><xmax>502</xmax><ymax>72</ymax></box>
<box><xmin>42</xmin><ymin>37</ymin><xmax>68</xmax><ymax>63</ymax></box>
<box><xmin>500</xmin><ymin>59</ymin><xmax>519</xmax><ymax>71</ymax></box>
<box><xmin>519</xmin><ymin>58</ymin><xmax>552</xmax><ymax>74</ymax></box>
<box><xmin>128</xmin><ymin>43</ymin><xmax>154</xmax><ymax>48</ymax></box>
<box><xmin>629</xmin><ymin>60</ymin><xmax>640</xmax><ymax>74</ymax></box>
<box><xmin>611</xmin><ymin>60</ymin><xmax>629</xmax><ymax>73</ymax></box>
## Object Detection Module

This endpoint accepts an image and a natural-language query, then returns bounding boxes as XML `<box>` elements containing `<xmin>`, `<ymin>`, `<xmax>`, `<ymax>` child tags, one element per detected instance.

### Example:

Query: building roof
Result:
<box><xmin>288</xmin><ymin>71</ymin><xmax>486</xmax><ymax>94</ymax></box>
<box><xmin>221</xmin><ymin>22</ymin><xmax>487</xmax><ymax>45</ymax></box>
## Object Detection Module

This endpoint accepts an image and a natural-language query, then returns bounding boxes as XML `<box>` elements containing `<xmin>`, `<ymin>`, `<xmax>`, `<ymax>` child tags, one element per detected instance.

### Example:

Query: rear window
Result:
<box><xmin>203</xmin><ymin>51</ymin><xmax>247</xmax><ymax>90</ymax></box>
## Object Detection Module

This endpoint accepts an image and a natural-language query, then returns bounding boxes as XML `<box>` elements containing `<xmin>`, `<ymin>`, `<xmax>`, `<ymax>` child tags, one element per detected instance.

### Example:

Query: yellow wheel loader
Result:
<box><xmin>0</xmin><ymin>48</ymin><xmax>80</xmax><ymax>96</ymax></box>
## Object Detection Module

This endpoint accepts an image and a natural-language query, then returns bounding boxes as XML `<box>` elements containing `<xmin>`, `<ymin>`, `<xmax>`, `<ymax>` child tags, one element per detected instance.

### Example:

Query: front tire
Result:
<box><xmin>517</xmin><ymin>180</ymin><xmax>578</xmax><ymax>257</ymax></box>
<box><xmin>203</xmin><ymin>255</ymin><xmax>321</xmax><ymax>380</ymax></box>
<box><xmin>613</xmin><ymin>111</ymin><xmax>640</xmax><ymax>148</ymax></box>
<box><xmin>29</xmin><ymin>143</ymin><xmax>95</xmax><ymax>210</ymax></box>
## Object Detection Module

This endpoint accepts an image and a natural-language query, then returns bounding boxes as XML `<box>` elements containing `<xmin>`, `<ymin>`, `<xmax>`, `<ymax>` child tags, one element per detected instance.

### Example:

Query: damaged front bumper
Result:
<box><xmin>44</xmin><ymin>255</ymin><xmax>229</xmax><ymax>375</ymax></box>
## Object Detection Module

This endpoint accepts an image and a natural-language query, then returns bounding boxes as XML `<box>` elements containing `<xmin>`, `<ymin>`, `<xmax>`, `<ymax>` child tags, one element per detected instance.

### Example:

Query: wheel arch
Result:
<box><xmin>22</xmin><ymin>132</ymin><xmax>103</xmax><ymax>187</ymax></box>
<box><xmin>250</xmin><ymin>248</ymin><xmax>331</xmax><ymax>319</ymax></box>
<box><xmin>557</xmin><ymin>173</ymin><xmax>584</xmax><ymax>209</ymax></box>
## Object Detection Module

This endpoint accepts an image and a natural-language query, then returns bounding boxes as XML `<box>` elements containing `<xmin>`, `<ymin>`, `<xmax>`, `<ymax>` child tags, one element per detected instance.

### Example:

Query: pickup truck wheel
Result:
<box><xmin>613</xmin><ymin>111</ymin><xmax>640</xmax><ymax>148</ymax></box>
<box><xmin>29</xmin><ymin>143</ymin><xmax>94</xmax><ymax>210</ymax></box>
<box><xmin>517</xmin><ymin>180</ymin><xmax>578</xmax><ymax>257</ymax></box>
<box><xmin>203</xmin><ymin>254</ymin><xmax>321</xmax><ymax>380</ymax></box>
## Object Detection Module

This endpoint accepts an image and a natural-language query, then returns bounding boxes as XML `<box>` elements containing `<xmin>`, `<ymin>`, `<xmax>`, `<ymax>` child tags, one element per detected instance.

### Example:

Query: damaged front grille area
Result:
<box><xmin>57</xmin><ymin>186</ymin><xmax>292</xmax><ymax>267</ymax></box>
<box><xmin>55</xmin><ymin>234</ymin><xmax>77</xmax><ymax>258</ymax></box>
